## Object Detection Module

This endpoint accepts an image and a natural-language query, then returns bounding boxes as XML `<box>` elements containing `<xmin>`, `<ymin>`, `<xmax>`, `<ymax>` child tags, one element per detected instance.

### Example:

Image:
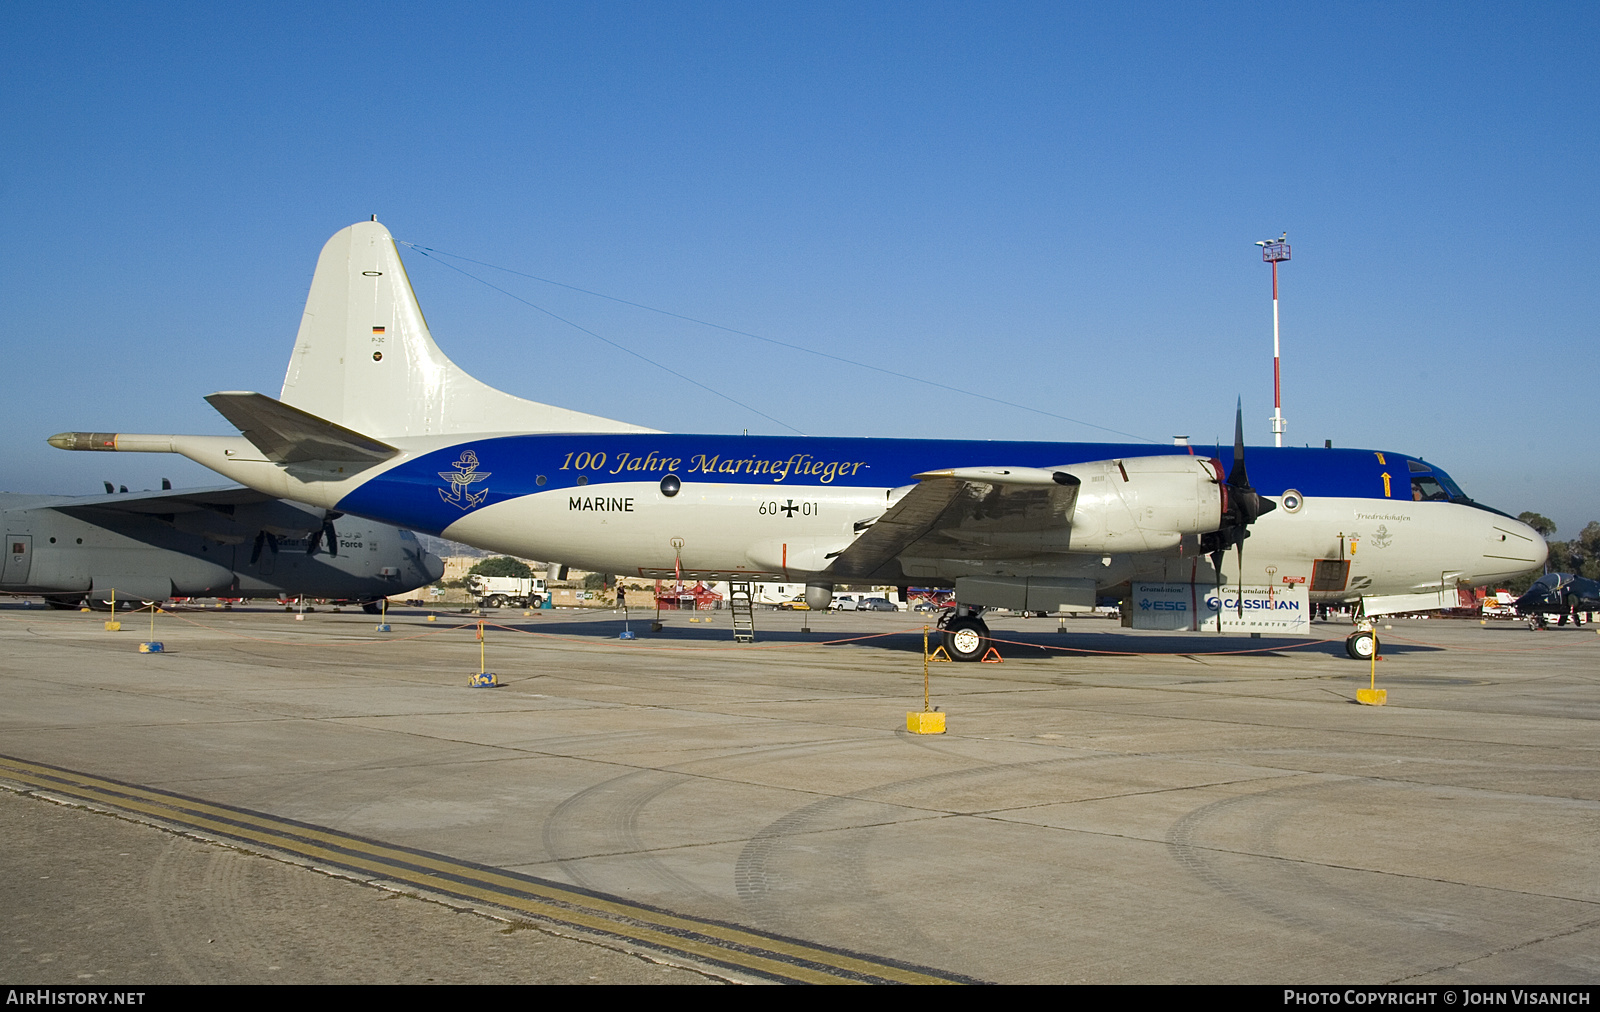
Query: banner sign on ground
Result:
<box><xmin>1130</xmin><ymin>582</ymin><xmax>1310</xmax><ymax>636</ymax></box>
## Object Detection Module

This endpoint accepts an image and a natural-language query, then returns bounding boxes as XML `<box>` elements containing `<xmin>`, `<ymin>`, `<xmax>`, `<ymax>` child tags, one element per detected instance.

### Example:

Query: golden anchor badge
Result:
<box><xmin>439</xmin><ymin>449</ymin><xmax>492</xmax><ymax>510</ymax></box>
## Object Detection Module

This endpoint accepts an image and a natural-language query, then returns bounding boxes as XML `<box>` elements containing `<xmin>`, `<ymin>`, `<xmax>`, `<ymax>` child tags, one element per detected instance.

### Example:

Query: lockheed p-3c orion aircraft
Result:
<box><xmin>50</xmin><ymin>220</ymin><xmax>1546</xmax><ymax>660</ymax></box>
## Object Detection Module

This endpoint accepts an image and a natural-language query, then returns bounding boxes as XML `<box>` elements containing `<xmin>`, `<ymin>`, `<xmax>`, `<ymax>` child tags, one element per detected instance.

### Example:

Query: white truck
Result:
<box><xmin>1481</xmin><ymin>590</ymin><xmax>1518</xmax><ymax>618</ymax></box>
<box><xmin>468</xmin><ymin>574</ymin><xmax>547</xmax><ymax>608</ymax></box>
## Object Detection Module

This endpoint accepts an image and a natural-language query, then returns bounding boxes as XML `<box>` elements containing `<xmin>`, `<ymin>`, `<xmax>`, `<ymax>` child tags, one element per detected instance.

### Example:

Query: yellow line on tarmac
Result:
<box><xmin>0</xmin><ymin>754</ymin><xmax>973</xmax><ymax>985</ymax></box>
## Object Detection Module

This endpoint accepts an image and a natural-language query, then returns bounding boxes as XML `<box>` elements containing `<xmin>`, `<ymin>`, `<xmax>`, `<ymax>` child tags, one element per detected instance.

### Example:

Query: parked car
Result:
<box><xmin>857</xmin><ymin>597</ymin><xmax>898</xmax><ymax>611</ymax></box>
<box><xmin>777</xmin><ymin>595</ymin><xmax>811</xmax><ymax>611</ymax></box>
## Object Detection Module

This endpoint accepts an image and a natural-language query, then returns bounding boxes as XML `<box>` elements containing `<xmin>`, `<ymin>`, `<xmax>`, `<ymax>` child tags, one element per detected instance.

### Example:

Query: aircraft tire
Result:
<box><xmin>1345</xmin><ymin>631</ymin><xmax>1376</xmax><ymax>660</ymax></box>
<box><xmin>944</xmin><ymin>617</ymin><xmax>990</xmax><ymax>662</ymax></box>
<box><xmin>42</xmin><ymin>594</ymin><xmax>84</xmax><ymax>611</ymax></box>
<box><xmin>361</xmin><ymin>601</ymin><xmax>382</xmax><ymax>615</ymax></box>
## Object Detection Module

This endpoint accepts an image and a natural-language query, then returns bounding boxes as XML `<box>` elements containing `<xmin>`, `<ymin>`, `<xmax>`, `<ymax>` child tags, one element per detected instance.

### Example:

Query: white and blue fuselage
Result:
<box><xmin>51</xmin><ymin>219</ymin><xmax>1546</xmax><ymax>617</ymax></box>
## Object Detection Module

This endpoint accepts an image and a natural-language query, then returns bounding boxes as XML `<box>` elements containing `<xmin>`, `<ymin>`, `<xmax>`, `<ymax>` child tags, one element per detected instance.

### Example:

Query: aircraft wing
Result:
<box><xmin>45</xmin><ymin>485</ymin><xmax>280</xmax><ymax>516</ymax></box>
<box><xmin>828</xmin><ymin>467</ymin><xmax>1079</xmax><ymax>581</ymax></box>
<box><xmin>205</xmin><ymin>392</ymin><xmax>398</xmax><ymax>465</ymax></box>
<box><xmin>44</xmin><ymin>484</ymin><xmax>331</xmax><ymax>543</ymax></box>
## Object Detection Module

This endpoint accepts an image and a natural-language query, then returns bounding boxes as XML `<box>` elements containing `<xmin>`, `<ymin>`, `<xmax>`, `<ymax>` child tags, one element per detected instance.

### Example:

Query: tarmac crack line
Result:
<box><xmin>1391</xmin><ymin>914</ymin><xmax>1600</xmax><ymax>984</ymax></box>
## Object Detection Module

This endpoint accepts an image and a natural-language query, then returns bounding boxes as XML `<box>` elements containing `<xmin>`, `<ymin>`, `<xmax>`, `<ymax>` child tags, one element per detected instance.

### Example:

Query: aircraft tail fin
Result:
<box><xmin>279</xmin><ymin>220</ymin><xmax>654</xmax><ymax>439</ymax></box>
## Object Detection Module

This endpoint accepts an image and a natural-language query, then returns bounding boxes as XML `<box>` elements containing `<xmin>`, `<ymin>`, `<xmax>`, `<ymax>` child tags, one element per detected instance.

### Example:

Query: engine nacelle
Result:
<box><xmin>1056</xmin><ymin>455</ymin><xmax>1223</xmax><ymax>554</ymax></box>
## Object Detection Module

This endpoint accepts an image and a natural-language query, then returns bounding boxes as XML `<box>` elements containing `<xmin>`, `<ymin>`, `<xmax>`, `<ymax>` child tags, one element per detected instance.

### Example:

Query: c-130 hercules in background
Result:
<box><xmin>50</xmin><ymin>220</ymin><xmax>1546</xmax><ymax>659</ymax></box>
<box><xmin>1</xmin><ymin>483</ymin><xmax>444</xmax><ymax>609</ymax></box>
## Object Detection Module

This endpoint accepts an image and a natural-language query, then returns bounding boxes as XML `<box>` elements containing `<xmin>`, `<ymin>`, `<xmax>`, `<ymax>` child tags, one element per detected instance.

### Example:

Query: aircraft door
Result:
<box><xmin>2</xmin><ymin>535</ymin><xmax>32</xmax><ymax>585</ymax></box>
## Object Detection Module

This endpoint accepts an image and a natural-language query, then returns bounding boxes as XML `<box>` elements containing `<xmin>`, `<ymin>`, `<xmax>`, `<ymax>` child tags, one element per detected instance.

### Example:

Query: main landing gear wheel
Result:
<box><xmin>1345</xmin><ymin>630</ymin><xmax>1376</xmax><ymax>660</ymax></box>
<box><xmin>943</xmin><ymin>616</ymin><xmax>991</xmax><ymax>663</ymax></box>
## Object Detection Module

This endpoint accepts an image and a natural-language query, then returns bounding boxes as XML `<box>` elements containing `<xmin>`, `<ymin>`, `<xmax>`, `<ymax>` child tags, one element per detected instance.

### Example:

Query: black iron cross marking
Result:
<box><xmin>781</xmin><ymin>500</ymin><xmax>799</xmax><ymax>517</ymax></box>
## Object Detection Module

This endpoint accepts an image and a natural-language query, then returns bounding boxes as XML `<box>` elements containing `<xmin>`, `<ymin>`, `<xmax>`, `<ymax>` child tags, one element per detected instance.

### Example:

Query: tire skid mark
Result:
<box><xmin>1165</xmin><ymin>778</ymin><xmax>1600</xmax><ymax>961</ymax></box>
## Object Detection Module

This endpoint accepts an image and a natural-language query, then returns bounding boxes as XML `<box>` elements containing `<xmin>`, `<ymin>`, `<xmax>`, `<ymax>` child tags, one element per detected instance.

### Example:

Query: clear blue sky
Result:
<box><xmin>3</xmin><ymin>3</ymin><xmax>1596</xmax><ymax>535</ymax></box>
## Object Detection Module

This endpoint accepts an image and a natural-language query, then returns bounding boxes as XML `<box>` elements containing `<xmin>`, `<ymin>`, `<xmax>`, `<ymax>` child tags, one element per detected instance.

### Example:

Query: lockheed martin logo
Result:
<box><xmin>439</xmin><ymin>449</ymin><xmax>491</xmax><ymax>510</ymax></box>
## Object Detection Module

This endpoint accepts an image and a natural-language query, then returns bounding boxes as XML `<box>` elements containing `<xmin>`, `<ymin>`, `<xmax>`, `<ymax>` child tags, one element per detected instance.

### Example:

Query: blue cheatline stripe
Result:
<box><xmin>340</xmin><ymin>431</ymin><xmax>1429</xmax><ymax>536</ymax></box>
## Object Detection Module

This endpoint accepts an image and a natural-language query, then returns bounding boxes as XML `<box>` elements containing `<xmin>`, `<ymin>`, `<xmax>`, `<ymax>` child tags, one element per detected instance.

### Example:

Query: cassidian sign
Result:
<box><xmin>1130</xmin><ymin>582</ymin><xmax>1310</xmax><ymax>636</ymax></box>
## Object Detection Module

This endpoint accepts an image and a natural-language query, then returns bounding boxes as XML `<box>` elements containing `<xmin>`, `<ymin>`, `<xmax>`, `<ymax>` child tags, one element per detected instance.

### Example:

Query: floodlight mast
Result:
<box><xmin>1255</xmin><ymin>233</ymin><xmax>1291</xmax><ymax>447</ymax></box>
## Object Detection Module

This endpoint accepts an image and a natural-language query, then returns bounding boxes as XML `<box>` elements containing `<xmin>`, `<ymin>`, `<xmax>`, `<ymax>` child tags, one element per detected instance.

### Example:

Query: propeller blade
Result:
<box><xmin>1218</xmin><ymin>400</ymin><xmax>1277</xmax><ymax>532</ymax></box>
<box><xmin>1228</xmin><ymin>398</ymin><xmax>1249</xmax><ymax>489</ymax></box>
<box><xmin>1210</xmin><ymin>547</ymin><xmax>1225</xmax><ymax>633</ymax></box>
<box><xmin>1205</xmin><ymin>400</ymin><xmax>1279</xmax><ymax>624</ymax></box>
<box><xmin>1236</xmin><ymin>543</ymin><xmax>1245</xmax><ymax>618</ymax></box>
<box><xmin>305</xmin><ymin>515</ymin><xmax>338</xmax><ymax>557</ymax></box>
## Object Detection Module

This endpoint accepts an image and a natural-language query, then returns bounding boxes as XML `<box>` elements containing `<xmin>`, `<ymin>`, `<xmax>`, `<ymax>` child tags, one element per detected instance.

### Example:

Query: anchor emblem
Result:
<box><xmin>438</xmin><ymin>449</ymin><xmax>492</xmax><ymax>510</ymax></box>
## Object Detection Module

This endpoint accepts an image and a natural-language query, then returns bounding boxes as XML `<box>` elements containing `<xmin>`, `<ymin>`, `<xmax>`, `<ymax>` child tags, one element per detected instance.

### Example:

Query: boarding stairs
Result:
<box><xmin>729</xmin><ymin>582</ymin><xmax>756</xmax><ymax>643</ymax></box>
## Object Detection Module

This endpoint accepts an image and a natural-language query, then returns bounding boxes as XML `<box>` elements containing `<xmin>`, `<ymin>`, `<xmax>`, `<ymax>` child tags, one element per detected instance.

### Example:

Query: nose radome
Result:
<box><xmin>423</xmin><ymin>551</ymin><xmax>445</xmax><ymax>582</ymax></box>
<box><xmin>1492</xmin><ymin>516</ymin><xmax>1548</xmax><ymax>570</ymax></box>
<box><xmin>1526</xmin><ymin>522</ymin><xmax>1550</xmax><ymax>570</ymax></box>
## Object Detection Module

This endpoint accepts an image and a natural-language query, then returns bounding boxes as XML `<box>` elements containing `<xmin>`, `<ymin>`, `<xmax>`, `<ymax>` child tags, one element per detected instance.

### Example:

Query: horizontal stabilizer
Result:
<box><xmin>205</xmin><ymin>392</ymin><xmax>398</xmax><ymax>465</ymax></box>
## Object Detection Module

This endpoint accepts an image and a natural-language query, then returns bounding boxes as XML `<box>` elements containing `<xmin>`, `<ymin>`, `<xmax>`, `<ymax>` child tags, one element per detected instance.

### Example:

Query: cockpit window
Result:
<box><xmin>1401</xmin><ymin>463</ymin><xmax>1512</xmax><ymax>518</ymax></box>
<box><xmin>1410</xmin><ymin>476</ymin><xmax>1451</xmax><ymax>502</ymax></box>
<box><xmin>1432</xmin><ymin>470</ymin><xmax>1466</xmax><ymax>500</ymax></box>
<box><xmin>1405</xmin><ymin>462</ymin><xmax>1471</xmax><ymax>504</ymax></box>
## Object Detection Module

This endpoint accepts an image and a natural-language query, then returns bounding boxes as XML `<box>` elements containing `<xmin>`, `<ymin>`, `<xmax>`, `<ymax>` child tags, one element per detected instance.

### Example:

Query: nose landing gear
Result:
<box><xmin>1345</xmin><ymin>622</ymin><xmax>1377</xmax><ymax>660</ymax></box>
<box><xmin>940</xmin><ymin>608</ymin><xmax>991</xmax><ymax>662</ymax></box>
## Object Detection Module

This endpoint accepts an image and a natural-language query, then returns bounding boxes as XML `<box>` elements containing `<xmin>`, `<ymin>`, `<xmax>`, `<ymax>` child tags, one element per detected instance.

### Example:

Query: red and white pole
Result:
<box><xmin>1258</xmin><ymin>235</ymin><xmax>1290</xmax><ymax>447</ymax></box>
<box><xmin>1271</xmin><ymin>258</ymin><xmax>1283</xmax><ymax>447</ymax></box>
